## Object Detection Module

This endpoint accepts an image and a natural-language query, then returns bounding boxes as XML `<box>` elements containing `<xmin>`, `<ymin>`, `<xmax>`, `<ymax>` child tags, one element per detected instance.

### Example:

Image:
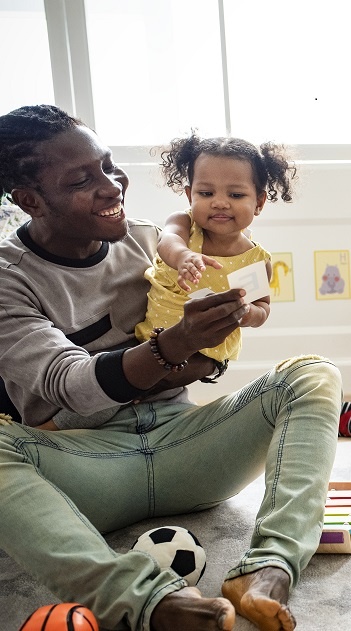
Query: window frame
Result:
<box><xmin>42</xmin><ymin>0</ymin><xmax>351</xmax><ymax>166</ymax></box>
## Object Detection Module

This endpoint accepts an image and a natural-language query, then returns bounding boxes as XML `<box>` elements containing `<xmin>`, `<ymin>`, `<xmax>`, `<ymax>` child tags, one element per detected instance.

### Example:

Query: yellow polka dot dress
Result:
<box><xmin>135</xmin><ymin>213</ymin><xmax>270</xmax><ymax>361</ymax></box>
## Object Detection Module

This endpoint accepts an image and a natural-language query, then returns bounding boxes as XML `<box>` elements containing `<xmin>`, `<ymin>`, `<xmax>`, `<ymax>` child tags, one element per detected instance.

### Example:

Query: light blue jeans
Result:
<box><xmin>0</xmin><ymin>357</ymin><xmax>342</xmax><ymax>631</ymax></box>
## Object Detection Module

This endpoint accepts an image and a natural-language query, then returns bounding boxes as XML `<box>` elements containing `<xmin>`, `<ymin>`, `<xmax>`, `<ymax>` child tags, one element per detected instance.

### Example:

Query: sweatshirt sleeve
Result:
<box><xmin>52</xmin><ymin>404</ymin><xmax>122</xmax><ymax>429</ymax></box>
<box><xmin>51</xmin><ymin>349</ymin><xmax>147</xmax><ymax>429</ymax></box>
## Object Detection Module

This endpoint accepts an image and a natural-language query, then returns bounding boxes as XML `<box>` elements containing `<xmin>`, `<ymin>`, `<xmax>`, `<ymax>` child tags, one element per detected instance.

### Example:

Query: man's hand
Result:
<box><xmin>175</xmin><ymin>288</ymin><xmax>249</xmax><ymax>355</ymax></box>
<box><xmin>123</xmin><ymin>288</ymin><xmax>249</xmax><ymax>391</ymax></box>
<box><xmin>37</xmin><ymin>419</ymin><xmax>59</xmax><ymax>431</ymax></box>
<box><xmin>134</xmin><ymin>353</ymin><xmax>216</xmax><ymax>400</ymax></box>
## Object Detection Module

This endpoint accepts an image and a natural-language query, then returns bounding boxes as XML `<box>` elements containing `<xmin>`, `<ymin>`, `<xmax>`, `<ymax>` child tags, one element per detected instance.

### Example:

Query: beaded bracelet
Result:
<box><xmin>149</xmin><ymin>327</ymin><xmax>188</xmax><ymax>372</ymax></box>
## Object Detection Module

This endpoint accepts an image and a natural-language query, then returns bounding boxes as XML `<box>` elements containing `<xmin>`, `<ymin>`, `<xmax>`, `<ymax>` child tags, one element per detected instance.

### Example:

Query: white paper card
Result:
<box><xmin>188</xmin><ymin>260</ymin><xmax>269</xmax><ymax>303</ymax></box>
<box><xmin>227</xmin><ymin>260</ymin><xmax>269</xmax><ymax>303</ymax></box>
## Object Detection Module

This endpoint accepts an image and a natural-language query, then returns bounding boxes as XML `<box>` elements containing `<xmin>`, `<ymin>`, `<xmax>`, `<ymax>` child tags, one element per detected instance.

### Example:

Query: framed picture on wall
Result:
<box><xmin>314</xmin><ymin>250</ymin><xmax>350</xmax><ymax>300</ymax></box>
<box><xmin>269</xmin><ymin>253</ymin><xmax>295</xmax><ymax>302</ymax></box>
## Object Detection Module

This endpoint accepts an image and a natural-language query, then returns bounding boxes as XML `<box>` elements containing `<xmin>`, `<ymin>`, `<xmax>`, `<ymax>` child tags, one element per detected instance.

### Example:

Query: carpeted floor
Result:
<box><xmin>1</xmin><ymin>439</ymin><xmax>350</xmax><ymax>630</ymax></box>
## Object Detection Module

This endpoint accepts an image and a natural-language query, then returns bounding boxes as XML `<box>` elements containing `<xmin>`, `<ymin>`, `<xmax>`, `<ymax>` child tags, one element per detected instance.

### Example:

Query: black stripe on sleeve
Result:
<box><xmin>95</xmin><ymin>349</ymin><xmax>145</xmax><ymax>402</ymax></box>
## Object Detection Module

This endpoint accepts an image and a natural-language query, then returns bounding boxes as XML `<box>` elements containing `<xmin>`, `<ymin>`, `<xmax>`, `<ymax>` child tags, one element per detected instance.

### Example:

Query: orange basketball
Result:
<box><xmin>18</xmin><ymin>603</ymin><xmax>99</xmax><ymax>630</ymax></box>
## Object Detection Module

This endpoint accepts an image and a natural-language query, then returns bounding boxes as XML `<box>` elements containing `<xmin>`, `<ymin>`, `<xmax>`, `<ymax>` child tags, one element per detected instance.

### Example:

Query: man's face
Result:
<box><xmin>31</xmin><ymin>125</ymin><xmax>129</xmax><ymax>255</ymax></box>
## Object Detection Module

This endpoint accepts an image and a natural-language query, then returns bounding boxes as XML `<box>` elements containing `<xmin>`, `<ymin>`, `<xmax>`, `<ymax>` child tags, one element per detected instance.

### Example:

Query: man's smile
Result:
<box><xmin>96</xmin><ymin>202</ymin><xmax>124</xmax><ymax>218</ymax></box>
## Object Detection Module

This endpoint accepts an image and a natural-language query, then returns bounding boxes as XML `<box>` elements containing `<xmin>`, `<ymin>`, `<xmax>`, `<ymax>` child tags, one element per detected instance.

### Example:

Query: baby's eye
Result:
<box><xmin>199</xmin><ymin>191</ymin><xmax>212</xmax><ymax>197</ymax></box>
<box><xmin>230</xmin><ymin>193</ymin><xmax>244</xmax><ymax>198</ymax></box>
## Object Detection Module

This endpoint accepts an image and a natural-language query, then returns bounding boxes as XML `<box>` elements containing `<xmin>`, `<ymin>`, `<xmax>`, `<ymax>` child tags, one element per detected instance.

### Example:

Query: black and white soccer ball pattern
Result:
<box><xmin>131</xmin><ymin>526</ymin><xmax>206</xmax><ymax>586</ymax></box>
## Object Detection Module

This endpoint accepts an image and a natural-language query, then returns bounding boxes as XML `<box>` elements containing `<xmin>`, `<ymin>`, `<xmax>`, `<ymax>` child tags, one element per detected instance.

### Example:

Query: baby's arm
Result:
<box><xmin>158</xmin><ymin>211</ymin><xmax>222</xmax><ymax>291</ymax></box>
<box><xmin>239</xmin><ymin>260</ymin><xmax>272</xmax><ymax>328</ymax></box>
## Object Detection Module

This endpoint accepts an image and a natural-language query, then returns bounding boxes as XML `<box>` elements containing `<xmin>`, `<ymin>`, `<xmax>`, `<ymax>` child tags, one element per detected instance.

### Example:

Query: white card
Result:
<box><xmin>188</xmin><ymin>260</ymin><xmax>269</xmax><ymax>303</ymax></box>
<box><xmin>227</xmin><ymin>260</ymin><xmax>269</xmax><ymax>303</ymax></box>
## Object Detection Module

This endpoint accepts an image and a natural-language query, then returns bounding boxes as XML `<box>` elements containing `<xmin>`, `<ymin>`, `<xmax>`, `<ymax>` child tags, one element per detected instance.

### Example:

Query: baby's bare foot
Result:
<box><xmin>151</xmin><ymin>586</ymin><xmax>235</xmax><ymax>631</ymax></box>
<box><xmin>222</xmin><ymin>568</ymin><xmax>296</xmax><ymax>631</ymax></box>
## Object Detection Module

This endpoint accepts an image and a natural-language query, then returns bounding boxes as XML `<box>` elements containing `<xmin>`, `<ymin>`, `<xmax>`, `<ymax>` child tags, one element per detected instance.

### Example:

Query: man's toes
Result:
<box><xmin>278</xmin><ymin>605</ymin><xmax>296</xmax><ymax>630</ymax></box>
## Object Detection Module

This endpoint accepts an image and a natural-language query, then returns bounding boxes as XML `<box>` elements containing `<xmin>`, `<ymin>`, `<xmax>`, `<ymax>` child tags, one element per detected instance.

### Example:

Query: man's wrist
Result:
<box><xmin>200</xmin><ymin>359</ymin><xmax>229</xmax><ymax>384</ymax></box>
<box><xmin>149</xmin><ymin>328</ymin><xmax>188</xmax><ymax>372</ymax></box>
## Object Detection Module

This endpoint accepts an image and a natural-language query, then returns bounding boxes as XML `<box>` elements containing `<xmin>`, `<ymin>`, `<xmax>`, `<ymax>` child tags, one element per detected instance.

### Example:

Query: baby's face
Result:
<box><xmin>185</xmin><ymin>153</ymin><xmax>265</xmax><ymax>236</ymax></box>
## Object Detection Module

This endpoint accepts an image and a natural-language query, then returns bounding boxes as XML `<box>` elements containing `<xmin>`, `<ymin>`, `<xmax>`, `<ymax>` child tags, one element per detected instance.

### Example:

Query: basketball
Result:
<box><xmin>18</xmin><ymin>602</ymin><xmax>99</xmax><ymax>630</ymax></box>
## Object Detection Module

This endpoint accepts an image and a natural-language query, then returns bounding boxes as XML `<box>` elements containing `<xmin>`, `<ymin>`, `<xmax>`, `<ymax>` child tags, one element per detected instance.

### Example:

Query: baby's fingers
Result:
<box><xmin>179</xmin><ymin>263</ymin><xmax>202</xmax><ymax>282</ymax></box>
<box><xmin>177</xmin><ymin>274</ymin><xmax>192</xmax><ymax>292</ymax></box>
<box><xmin>202</xmin><ymin>255</ymin><xmax>223</xmax><ymax>270</ymax></box>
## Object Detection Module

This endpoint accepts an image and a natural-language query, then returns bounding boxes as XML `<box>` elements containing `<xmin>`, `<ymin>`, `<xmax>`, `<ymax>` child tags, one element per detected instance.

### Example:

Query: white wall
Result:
<box><xmin>122</xmin><ymin>159</ymin><xmax>351</xmax><ymax>402</ymax></box>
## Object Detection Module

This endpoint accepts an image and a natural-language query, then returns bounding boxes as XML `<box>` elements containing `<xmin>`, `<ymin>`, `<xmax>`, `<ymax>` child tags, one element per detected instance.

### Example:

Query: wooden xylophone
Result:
<box><xmin>317</xmin><ymin>482</ymin><xmax>351</xmax><ymax>553</ymax></box>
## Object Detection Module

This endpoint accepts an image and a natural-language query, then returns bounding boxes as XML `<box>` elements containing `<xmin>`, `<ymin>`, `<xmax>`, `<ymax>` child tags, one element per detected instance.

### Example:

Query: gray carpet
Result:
<box><xmin>1</xmin><ymin>439</ymin><xmax>350</xmax><ymax>630</ymax></box>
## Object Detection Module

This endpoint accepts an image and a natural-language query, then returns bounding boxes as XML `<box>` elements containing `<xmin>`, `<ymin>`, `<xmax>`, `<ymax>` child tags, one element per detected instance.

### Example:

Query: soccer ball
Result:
<box><xmin>131</xmin><ymin>526</ymin><xmax>206</xmax><ymax>586</ymax></box>
<box><xmin>18</xmin><ymin>603</ymin><xmax>99</xmax><ymax>630</ymax></box>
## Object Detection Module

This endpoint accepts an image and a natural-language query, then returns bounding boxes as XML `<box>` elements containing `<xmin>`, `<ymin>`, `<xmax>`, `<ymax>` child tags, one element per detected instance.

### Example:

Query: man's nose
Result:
<box><xmin>98</xmin><ymin>175</ymin><xmax>123</xmax><ymax>198</ymax></box>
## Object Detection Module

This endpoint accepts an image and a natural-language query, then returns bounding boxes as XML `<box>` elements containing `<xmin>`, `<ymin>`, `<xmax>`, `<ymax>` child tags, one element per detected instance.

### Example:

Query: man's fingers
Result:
<box><xmin>186</xmin><ymin>288</ymin><xmax>246</xmax><ymax>312</ymax></box>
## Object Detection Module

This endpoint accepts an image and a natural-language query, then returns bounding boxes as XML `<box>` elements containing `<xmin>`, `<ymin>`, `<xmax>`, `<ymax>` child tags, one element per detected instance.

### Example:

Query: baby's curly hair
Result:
<box><xmin>0</xmin><ymin>104</ymin><xmax>84</xmax><ymax>198</ymax></box>
<box><xmin>160</xmin><ymin>133</ymin><xmax>297</xmax><ymax>203</ymax></box>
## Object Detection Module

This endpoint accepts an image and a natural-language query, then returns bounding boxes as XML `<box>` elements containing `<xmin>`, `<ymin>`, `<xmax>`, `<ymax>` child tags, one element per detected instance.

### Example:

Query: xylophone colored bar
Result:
<box><xmin>317</xmin><ymin>482</ymin><xmax>351</xmax><ymax>553</ymax></box>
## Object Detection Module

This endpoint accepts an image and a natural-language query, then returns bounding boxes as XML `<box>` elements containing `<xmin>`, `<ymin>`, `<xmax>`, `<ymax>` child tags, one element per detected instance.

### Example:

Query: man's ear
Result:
<box><xmin>185</xmin><ymin>185</ymin><xmax>192</xmax><ymax>205</ymax></box>
<box><xmin>11</xmin><ymin>188</ymin><xmax>44</xmax><ymax>217</ymax></box>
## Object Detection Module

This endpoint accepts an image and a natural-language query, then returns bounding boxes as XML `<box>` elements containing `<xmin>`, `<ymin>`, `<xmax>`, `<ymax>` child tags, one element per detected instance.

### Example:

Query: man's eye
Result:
<box><xmin>72</xmin><ymin>179</ymin><xmax>89</xmax><ymax>188</ymax></box>
<box><xmin>104</xmin><ymin>162</ymin><xmax>118</xmax><ymax>173</ymax></box>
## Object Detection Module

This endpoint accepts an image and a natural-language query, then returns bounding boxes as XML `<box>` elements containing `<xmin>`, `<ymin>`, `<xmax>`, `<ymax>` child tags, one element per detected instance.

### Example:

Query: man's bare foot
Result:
<box><xmin>151</xmin><ymin>586</ymin><xmax>235</xmax><ymax>631</ymax></box>
<box><xmin>221</xmin><ymin>568</ymin><xmax>296</xmax><ymax>631</ymax></box>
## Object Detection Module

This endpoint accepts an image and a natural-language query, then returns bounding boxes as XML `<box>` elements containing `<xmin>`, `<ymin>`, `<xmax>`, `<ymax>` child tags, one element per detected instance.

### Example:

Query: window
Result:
<box><xmin>84</xmin><ymin>0</ymin><xmax>226</xmax><ymax>145</ymax></box>
<box><xmin>1</xmin><ymin>0</ymin><xmax>351</xmax><ymax>153</ymax></box>
<box><xmin>223</xmin><ymin>0</ymin><xmax>351</xmax><ymax>144</ymax></box>
<box><xmin>0</xmin><ymin>0</ymin><xmax>54</xmax><ymax>115</ymax></box>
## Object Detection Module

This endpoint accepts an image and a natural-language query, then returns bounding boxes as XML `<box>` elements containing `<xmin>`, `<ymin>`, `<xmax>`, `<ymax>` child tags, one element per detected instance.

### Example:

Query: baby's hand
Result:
<box><xmin>0</xmin><ymin>413</ymin><xmax>13</xmax><ymax>426</ymax></box>
<box><xmin>177</xmin><ymin>252</ymin><xmax>222</xmax><ymax>291</ymax></box>
<box><xmin>238</xmin><ymin>303</ymin><xmax>253</xmax><ymax>327</ymax></box>
<box><xmin>239</xmin><ymin>301</ymin><xmax>269</xmax><ymax>328</ymax></box>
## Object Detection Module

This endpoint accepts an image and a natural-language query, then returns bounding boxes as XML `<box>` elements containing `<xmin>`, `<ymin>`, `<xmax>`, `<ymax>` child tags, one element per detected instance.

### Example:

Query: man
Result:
<box><xmin>0</xmin><ymin>105</ymin><xmax>342</xmax><ymax>631</ymax></box>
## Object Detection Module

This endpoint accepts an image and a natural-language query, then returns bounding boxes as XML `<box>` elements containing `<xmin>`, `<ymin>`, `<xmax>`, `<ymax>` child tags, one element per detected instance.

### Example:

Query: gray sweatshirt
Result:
<box><xmin>0</xmin><ymin>218</ymin><xmax>187</xmax><ymax>428</ymax></box>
